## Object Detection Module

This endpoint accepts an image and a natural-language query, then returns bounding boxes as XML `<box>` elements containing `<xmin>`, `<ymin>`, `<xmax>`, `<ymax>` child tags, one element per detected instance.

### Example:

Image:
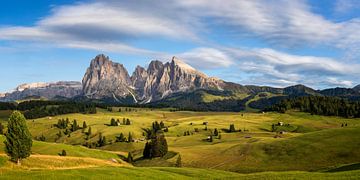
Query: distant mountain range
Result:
<box><xmin>1</xmin><ymin>54</ymin><xmax>360</xmax><ymax>110</ymax></box>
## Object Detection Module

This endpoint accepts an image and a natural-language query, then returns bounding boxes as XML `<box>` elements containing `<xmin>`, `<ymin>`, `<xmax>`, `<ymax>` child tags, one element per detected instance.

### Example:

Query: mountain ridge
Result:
<box><xmin>1</xmin><ymin>54</ymin><xmax>360</xmax><ymax>108</ymax></box>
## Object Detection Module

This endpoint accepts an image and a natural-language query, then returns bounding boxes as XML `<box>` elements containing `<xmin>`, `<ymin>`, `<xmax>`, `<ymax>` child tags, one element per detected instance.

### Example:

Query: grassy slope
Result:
<box><xmin>0</xmin><ymin>136</ymin><xmax>124</xmax><ymax>161</ymax></box>
<box><xmin>0</xmin><ymin>167</ymin><xmax>359</xmax><ymax>180</ymax></box>
<box><xmin>1</xmin><ymin>109</ymin><xmax>360</xmax><ymax>174</ymax></box>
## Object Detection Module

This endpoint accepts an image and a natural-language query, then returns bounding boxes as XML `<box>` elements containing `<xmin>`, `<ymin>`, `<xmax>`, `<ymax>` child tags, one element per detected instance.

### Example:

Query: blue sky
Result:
<box><xmin>1</xmin><ymin>0</ymin><xmax>360</xmax><ymax>92</ymax></box>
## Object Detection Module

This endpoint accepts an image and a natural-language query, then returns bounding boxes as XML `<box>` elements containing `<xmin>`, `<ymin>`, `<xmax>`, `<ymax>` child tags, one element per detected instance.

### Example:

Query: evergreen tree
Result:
<box><xmin>123</xmin><ymin>118</ymin><xmax>126</xmax><ymax>125</ymax></box>
<box><xmin>214</xmin><ymin>128</ymin><xmax>219</xmax><ymax>136</ymax></box>
<box><xmin>0</xmin><ymin>122</ymin><xmax>4</xmax><ymax>135</ymax></box>
<box><xmin>4</xmin><ymin>111</ymin><xmax>32</xmax><ymax>164</ymax></box>
<box><xmin>229</xmin><ymin>124</ymin><xmax>236</xmax><ymax>132</ymax></box>
<box><xmin>87</xmin><ymin>126</ymin><xmax>92</xmax><ymax>136</ymax></box>
<box><xmin>143</xmin><ymin>142</ymin><xmax>151</xmax><ymax>158</ymax></box>
<box><xmin>119</xmin><ymin>108</ymin><xmax>122</xmax><ymax>112</ymax></box>
<box><xmin>176</xmin><ymin>154</ymin><xmax>182</xmax><ymax>167</ymax></box>
<box><xmin>128</xmin><ymin>132</ymin><xmax>133</xmax><ymax>143</ymax></box>
<box><xmin>61</xmin><ymin>149</ymin><xmax>67</xmax><ymax>156</ymax></box>
<box><xmin>83</xmin><ymin>121</ymin><xmax>87</xmax><ymax>129</ymax></box>
<box><xmin>110</xmin><ymin>118</ymin><xmax>116</xmax><ymax>126</ymax></box>
<box><xmin>126</xmin><ymin>118</ymin><xmax>131</xmax><ymax>125</ymax></box>
<box><xmin>142</xmin><ymin>122</ymin><xmax>168</xmax><ymax>159</ymax></box>
<box><xmin>160</xmin><ymin>121</ymin><xmax>165</xmax><ymax>128</ymax></box>
<box><xmin>116</xmin><ymin>133</ymin><xmax>125</xmax><ymax>142</ymax></box>
<box><xmin>97</xmin><ymin>133</ymin><xmax>106</xmax><ymax>147</ymax></box>
<box><xmin>209</xmin><ymin>135</ymin><xmax>213</xmax><ymax>142</ymax></box>
<box><xmin>127</xmin><ymin>152</ymin><xmax>133</xmax><ymax>163</ymax></box>
<box><xmin>72</xmin><ymin>120</ymin><xmax>78</xmax><ymax>132</ymax></box>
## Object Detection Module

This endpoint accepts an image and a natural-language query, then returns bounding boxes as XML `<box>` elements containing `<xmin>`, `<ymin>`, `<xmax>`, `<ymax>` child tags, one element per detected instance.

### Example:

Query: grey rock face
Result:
<box><xmin>82</xmin><ymin>54</ymin><xmax>133</xmax><ymax>101</ymax></box>
<box><xmin>0</xmin><ymin>81</ymin><xmax>82</xmax><ymax>101</ymax></box>
<box><xmin>141</xmin><ymin>57</ymin><xmax>225</xmax><ymax>102</ymax></box>
<box><xmin>83</xmin><ymin>55</ymin><xmax>225</xmax><ymax>103</ymax></box>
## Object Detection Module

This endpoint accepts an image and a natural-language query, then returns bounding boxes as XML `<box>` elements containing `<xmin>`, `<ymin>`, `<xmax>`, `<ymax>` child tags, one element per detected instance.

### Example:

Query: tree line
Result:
<box><xmin>265</xmin><ymin>96</ymin><xmax>360</xmax><ymax>118</ymax></box>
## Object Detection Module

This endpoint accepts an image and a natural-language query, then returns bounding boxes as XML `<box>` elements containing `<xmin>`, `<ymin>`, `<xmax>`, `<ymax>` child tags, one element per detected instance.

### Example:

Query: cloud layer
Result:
<box><xmin>0</xmin><ymin>0</ymin><xmax>359</xmax><ymax>88</ymax></box>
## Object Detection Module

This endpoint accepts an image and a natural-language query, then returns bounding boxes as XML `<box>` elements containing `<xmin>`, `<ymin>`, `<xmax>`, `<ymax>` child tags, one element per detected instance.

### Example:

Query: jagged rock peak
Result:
<box><xmin>82</xmin><ymin>54</ymin><xmax>132</xmax><ymax>100</ymax></box>
<box><xmin>170</xmin><ymin>56</ymin><xmax>207</xmax><ymax>77</ymax></box>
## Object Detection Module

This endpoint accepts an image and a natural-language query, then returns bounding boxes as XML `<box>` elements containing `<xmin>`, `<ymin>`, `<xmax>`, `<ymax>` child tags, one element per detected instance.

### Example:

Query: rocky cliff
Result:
<box><xmin>83</xmin><ymin>55</ymin><xmax>225</xmax><ymax>103</ymax></box>
<box><xmin>0</xmin><ymin>81</ymin><xmax>82</xmax><ymax>101</ymax></box>
<box><xmin>82</xmin><ymin>54</ymin><xmax>134</xmax><ymax>102</ymax></box>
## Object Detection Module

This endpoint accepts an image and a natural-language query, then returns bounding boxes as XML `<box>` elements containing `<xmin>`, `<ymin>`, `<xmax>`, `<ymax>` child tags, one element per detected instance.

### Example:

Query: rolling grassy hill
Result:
<box><xmin>0</xmin><ymin>108</ymin><xmax>360</xmax><ymax>178</ymax></box>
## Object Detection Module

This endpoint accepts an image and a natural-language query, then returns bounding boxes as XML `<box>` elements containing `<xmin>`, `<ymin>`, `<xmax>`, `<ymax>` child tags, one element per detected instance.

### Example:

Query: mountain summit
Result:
<box><xmin>82</xmin><ymin>54</ymin><xmax>225</xmax><ymax>103</ymax></box>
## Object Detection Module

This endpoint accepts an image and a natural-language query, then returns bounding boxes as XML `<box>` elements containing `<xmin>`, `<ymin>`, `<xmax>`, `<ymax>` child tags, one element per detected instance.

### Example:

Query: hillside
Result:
<box><xmin>1</xmin><ymin>108</ymin><xmax>359</xmax><ymax>173</ymax></box>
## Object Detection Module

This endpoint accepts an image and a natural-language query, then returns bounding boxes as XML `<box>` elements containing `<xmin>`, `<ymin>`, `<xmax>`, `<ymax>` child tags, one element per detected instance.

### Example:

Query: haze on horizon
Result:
<box><xmin>0</xmin><ymin>0</ymin><xmax>360</xmax><ymax>92</ymax></box>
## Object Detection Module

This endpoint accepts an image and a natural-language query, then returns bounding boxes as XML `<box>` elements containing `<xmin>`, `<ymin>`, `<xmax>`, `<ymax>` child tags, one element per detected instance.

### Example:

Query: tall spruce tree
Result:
<box><xmin>128</xmin><ymin>132</ymin><xmax>133</xmax><ymax>143</ymax></box>
<box><xmin>176</xmin><ymin>154</ymin><xmax>182</xmax><ymax>167</ymax></box>
<box><xmin>127</xmin><ymin>152</ymin><xmax>133</xmax><ymax>163</ymax></box>
<box><xmin>83</xmin><ymin>121</ymin><xmax>87</xmax><ymax>129</ymax></box>
<box><xmin>4</xmin><ymin>111</ymin><xmax>32</xmax><ymax>164</ymax></box>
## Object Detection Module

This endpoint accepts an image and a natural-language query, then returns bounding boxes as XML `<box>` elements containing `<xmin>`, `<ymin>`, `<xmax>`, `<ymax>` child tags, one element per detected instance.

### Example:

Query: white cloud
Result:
<box><xmin>221</xmin><ymin>47</ymin><xmax>360</xmax><ymax>88</ymax></box>
<box><xmin>334</xmin><ymin>0</ymin><xmax>360</xmax><ymax>14</ymax></box>
<box><xmin>177</xmin><ymin>48</ymin><xmax>234</xmax><ymax>69</ymax></box>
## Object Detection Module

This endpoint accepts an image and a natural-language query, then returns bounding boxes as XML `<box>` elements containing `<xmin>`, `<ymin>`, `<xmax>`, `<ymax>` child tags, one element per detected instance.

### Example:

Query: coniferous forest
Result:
<box><xmin>266</xmin><ymin>96</ymin><xmax>360</xmax><ymax>118</ymax></box>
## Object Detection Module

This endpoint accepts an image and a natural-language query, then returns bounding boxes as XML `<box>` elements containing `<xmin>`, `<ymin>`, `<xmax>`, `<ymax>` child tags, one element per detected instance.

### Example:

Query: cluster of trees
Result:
<box><xmin>119</xmin><ymin>107</ymin><xmax>138</xmax><ymax>112</ymax></box>
<box><xmin>36</xmin><ymin>134</ymin><xmax>46</xmax><ymax>141</ymax></box>
<box><xmin>109</xmin><ymin>118</ymin><xmax>131</xmax><ymax>126</ymax></box>
<box><xmin>0</xmin><ymin>102</ymin><xmax>16</xmax><ymax>110</ymax></box>
<box><xmin>143</xmin><ymin>121</ymin><xmax>168</xmax><ymax>159</ymax></box>
<box><xmin>54</xmin><ymin>119</ymin><xmax>89</xmax><ymax>141</ymax></box>
<box><xmin>266</xmin><ymin>96</ymin><xmax>360</xmax><ymax>118</ymax></box>
<box><xmin>24</xmin><ymin>102</ymin><xmax>96</xmax><ymax>119</ymax></box>
<box><xmin>56</xmin><ymin>118</ymin><xmax>70</xmax><ymax>129</ymax></box>
<box><xmin>115</xmin><ymin>132</ymin><xmax>133</xmax><ymax>143</ymax></box>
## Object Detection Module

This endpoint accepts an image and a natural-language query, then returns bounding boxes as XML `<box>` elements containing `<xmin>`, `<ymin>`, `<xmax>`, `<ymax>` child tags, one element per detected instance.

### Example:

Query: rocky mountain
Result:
<box><xmin>0</xmin><ymin>81</ymin><xmax>82</xmax><ymax>101</ymax></box>
<box><xmin>2</xmin><ymin>54</ymin><xmax>360</xmax><ymax>109</ymax></box>
<box><xmin>82</xmin><ymin>55</ymin><xmax>225</xmax><ymax>103</ymax></box>
<box><xmin>82</xmin><ymin>54</ymin><xmax>134</xmax><ymax>102</ymax></box>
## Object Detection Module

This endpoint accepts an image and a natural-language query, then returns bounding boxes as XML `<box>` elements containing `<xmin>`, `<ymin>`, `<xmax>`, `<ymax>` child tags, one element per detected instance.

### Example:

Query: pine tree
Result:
<box><xmin>176</xmin><ymin>154</ymin><xmax>182</xmax><ymax>167</ymax></box>
<box><xmin>229</xmin><ymin>124</ymin><xmax>236</xmax><ymax>132</ymax></box>
<box><xmin>116</xmin><ymin>133</ymin><xmax>125</xmax><ymax>142</ymax></box>
<box><xmin>209</xmin><ymin>135</ymin><xmax>213</xmax><ymax>142</ymax></box>
<box><xmin>4</xmin><ymin>111</ymin><xmax>32</xmax><ymax>164</ymax></box>
<box><xmin>110</xmin><ymin>118</ymin><xmax>116</xmax><ymax>126</ymax></box>
<box><xmin>143</xmin><ymin>142</ymin><xmax>151</xmax><ymax>158</ymax></box>
<box><xmin>128</xmin><ymin>132</ymin><xmax>133</xmax><ymax>143</ymax></box>
<box><xmin>214</xmin><ymin>128</ymin><xmax>218</xmax><ymax>136</ymax></box>
<box><xmin>87</xmin><ymin>126</ymin><xmax>92</xmax><ymax>136</ymax></box>
<box><xmin>127</xmin><ymin>152</ymin><xmax>133</xmax><ymax>163</ymax></box>
<box><xmin>83</xmin><ymin>121</ymin><xmax>87</xmax><ymax>129</ymax></box>
<box><xmin>160</xmin><ymin>121</ymin><xmax>165</xmax><ymax>128</ymax></box>
<box><xmin>126</xmin><ymin>118</ymin><xmax>131</xmax><ymax>125</ymax></box>
<box><xmin>72</xmin><ymin>120</ymin><xmax>78</xmax><ymax>132</ymax></box>
<box><xmin>97</xmin><ymin>133</ymin><xmax>106</xmax><ymax>147</ymax></box>
<box><xmin>61</xmin><ymin>149</ymin><xmax>67</xmax><ymax>156</ymax></box>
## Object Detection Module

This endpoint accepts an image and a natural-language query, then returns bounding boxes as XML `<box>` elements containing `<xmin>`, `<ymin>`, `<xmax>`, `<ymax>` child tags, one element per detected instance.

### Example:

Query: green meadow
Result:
<box><xmin>0</xmin><ymin>108</ymin><xmax>360</xmax><ymax>178</ymax></box>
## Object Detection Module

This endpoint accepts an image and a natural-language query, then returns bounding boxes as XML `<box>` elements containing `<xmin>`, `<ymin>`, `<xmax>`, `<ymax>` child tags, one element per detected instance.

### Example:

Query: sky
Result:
<box><xmin>1</xmin><ymin>0</ymin><xmax>360</xmax><ymax>92</ymax></box>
